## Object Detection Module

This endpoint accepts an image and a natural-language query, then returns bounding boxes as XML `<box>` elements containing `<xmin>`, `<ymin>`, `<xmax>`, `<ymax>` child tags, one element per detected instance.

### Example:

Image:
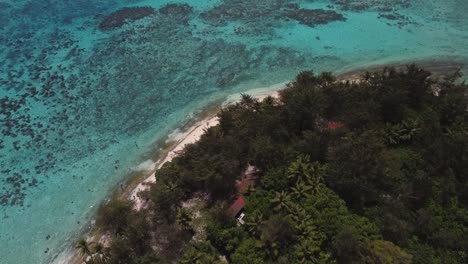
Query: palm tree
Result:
<box><xmin>176</xmin><ymin>208</ymin><xmax>193</xmax><ymax>230</ymax></box>
<box><xmin>287</xmin><ymin>155</ymin><xmax>312</xmax><ymax>182</ymax></box>
<box><xmin>87</xmin><ymin>257</ymin><xmax>107</xmax><ymax>264</ymax></box>
<box><xmin>288</xmin><ymin>205</ymin><xmax>309</xmax><ymax>227</ymax></box>
<box><xmin>92</xmin><ymin>243</ymin><xmax>109</xmax><ymax>263</ymax></box>
<box><xmin>384</xmin><ymin>119</ymin><xmax>420</xmax><ymax>145</ymax></box>
<box><xmin>363</xmin><ymin>71</ymin><xmax>372</xmax><ymax>82</ymax></box>
<box><xmin>302</xmin><ymin>162</ymin><xmax>326</xmax><ymax>196</ymax></box>
<box><xmin>295</xmin><ymin>221</ymin><xmax>318</xmax><ymax>239</ymax></box>
<box><xmin>318</xmin><ymin>71</ymin><xmax>336</xmax><ymax>84</ymax></box>
<box><xmin>290</xmin><ymin>179</ymin><xmax>312</xmax><ymax>199</ymax></box>
<box><xmin>295</xmin><ymin>238</ymin><xmax>320</xmax><ymax>264</ymax></box>
<box><xmin>77</xmin><ymin>239</ymin><xmax>106</xmax><ymax>264</ymax></box>
<box><xmin>262</xmin><ymin>96</ymin><xmax>276</xmax><ymax>107</ymax></box>
<box><xmin>164</xmin><ymin>181</ymin><xmax>179</xmax><ymax>193</ymax></box>
<box><xmin>262</xmin><ymin>241</ymin><xmax>280</xmax><ymax>260</ymax></box>
<box><xmin>239</xmin><ymin>94</ymin><xmax>260</xmax><ymax>111</ymax></box>
<box><xmin>93</xmin><ymin>243</ymin><xmax>103</xmax><ymax>255</ymax></box>
<box><xmin>288</xmin><ymin>156</ymin><xmax>325</xmax><ymax>195</ymax></box>
<box><xmin>306</xmin><ymin>161</ymin><xmax>325</xmax><ymax>181</ymax></box>
<box><xmin>271</xmin><ymin>191</ymin><xmax>291</xmax><ymax>212</ymax></box>
<box><xmin>76</xmin><ymin>239</ymin><xmax>93</xmax><ymax>257</ymax></box>
<box><xmin>179</xmin><ymin>248</ymin><xmax>203</xmax><ymax>264</ymax></box>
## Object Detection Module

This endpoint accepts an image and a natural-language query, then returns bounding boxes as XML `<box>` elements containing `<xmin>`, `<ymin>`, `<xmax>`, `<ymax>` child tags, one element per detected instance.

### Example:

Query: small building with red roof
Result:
<box><xmin>325</xmin><ymin>121</ymin><xmax>344</xmax><ymax>130</ymax></box>
<box><xmin>228</xmin><ymin>196</ymin><xmax>246</xmax><ymax>225</ymax></box>
<box><xmin>228</xmin><ymin>164</ymin><xmax>260</xmax><ymax>225</ymax></box>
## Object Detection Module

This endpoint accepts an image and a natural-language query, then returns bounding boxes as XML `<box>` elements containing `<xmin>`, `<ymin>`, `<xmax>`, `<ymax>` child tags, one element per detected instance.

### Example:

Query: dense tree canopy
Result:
<box><xmin>82</xmin><ymin>65</ymin><xmax>468</xmax><ymax>264</ymax></box>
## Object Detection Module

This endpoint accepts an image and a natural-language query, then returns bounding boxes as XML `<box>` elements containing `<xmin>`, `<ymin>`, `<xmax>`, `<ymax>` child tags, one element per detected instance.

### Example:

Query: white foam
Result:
<box><xmin>133</xmin><ymin>159</ymin><xmax>157</xmax><ymax>172</ymax></box>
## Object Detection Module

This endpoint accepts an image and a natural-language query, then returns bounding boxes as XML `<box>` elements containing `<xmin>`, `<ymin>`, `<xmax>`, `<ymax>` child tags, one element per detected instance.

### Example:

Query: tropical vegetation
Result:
<box><xmin>79</xmin><ymin>65</ymin><xmax>468</xmax><ymax>263</ymax></box>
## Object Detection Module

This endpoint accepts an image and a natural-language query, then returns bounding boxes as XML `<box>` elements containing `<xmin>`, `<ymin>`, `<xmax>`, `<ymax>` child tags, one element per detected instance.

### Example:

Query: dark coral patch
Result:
<box><xmin>287</xmin><ymin>9</ymin><xmax>347</xmax><ymax>27</ymax></box>
<box><xmin>99</xmin><ymin>7</ymin><xmax>155</xmax><ymax>30</ymax></box>
<box><xmin>332</xmin><ymin>0</ymin><xmax>411</xmax><ymax>12</ymax></box>
<box><xmin>332</xmin><ymin>0</ymin><xmax>414</xmax><ymax>28</ymax></box>
<box><xmin>333</xmin><ymin>0</ymin><xmax>370</xmax><ymax>12</ymax></box>
<box><xmin>378</xmin><ymin>12</ymin><xmax>415</xmax><ymax>28</ymax></box>
<box><xmin>199</xmin><ymin>0</ymin><xmax>346</xmax><ymax>35</ymax></box>
<box><xmin>200</xmin><ymin>0</ymin><xmax>294</xmax><ymax>27</ymax></box>
<box><xmin>159</xmin><ymin>3</ymin><xmax>193</xmax><ymax>17</ymax></box>
<box><xmin>0</xmin><ymin>172</ymin><xmax>38</xmax><ymax>207</ymax></box>
<box><xmin>159</xmin><ymin>3</ymin><xmax>193</xmax><ymax>24</ymax></box>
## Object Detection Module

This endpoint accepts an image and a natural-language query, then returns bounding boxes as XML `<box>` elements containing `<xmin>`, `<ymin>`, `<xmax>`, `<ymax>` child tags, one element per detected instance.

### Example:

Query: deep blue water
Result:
<box><xmin>0</xmin><ymin>0</ymin><xmax>467</xmax><ymax>263</ymax></box>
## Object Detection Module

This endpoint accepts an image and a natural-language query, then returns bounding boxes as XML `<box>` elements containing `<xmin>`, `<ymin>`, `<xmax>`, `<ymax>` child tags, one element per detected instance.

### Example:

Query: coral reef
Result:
<box><xmin>287</xmin><ymin>8</ymin><xmax>347</xmax><ymax>27</ymax></box>
<box><xmin>159</xmin><ymin>3</ymin><xmax>193</xmax><ymax>17</ymax></box>
<box><xmin>332</xmin><ymin>0</ymin><xmax>414</xmax><ymax>28</ymax></box>
<box><xmin>332</xmin><ymin>0</ymin><xmax>411</xmax><ymax>12</ymax></box>
<box><xmin>159</xmin><ymin>3</ymin><xmax>194</xmax><ymax>24</ymax></box>
<box><xmin>99</xmin><ymin>7</ymin><xmax>155</xmax><ymax>30</ymax></box>
<box><xmin>200</xmin><ymin>0</ymin><xmax>346</xmax><ymax>36</ymax></box>
<box><xmin>378</xmin><ymin>12</ymin><xmax>415</xmax><ymax>28</ymax></box>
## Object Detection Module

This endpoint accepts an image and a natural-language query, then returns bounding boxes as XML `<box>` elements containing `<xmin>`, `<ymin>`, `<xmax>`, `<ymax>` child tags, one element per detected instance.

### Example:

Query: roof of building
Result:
<box><xmin>326</xmin><ymin>122</ymin><xmax>344</xmax><ymax>130</ymax></box>
<box><xmin>229</xmin><ymin>196</ymin><xmax>246</xmax><ymax>217</ymax></box>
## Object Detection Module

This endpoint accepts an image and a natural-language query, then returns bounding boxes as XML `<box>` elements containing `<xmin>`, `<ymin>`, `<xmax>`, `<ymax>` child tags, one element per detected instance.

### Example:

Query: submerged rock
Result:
<box><xmin>99</xmin><ymin>7</ymin><xmax>155</xmax><ymax>30</ymax></box>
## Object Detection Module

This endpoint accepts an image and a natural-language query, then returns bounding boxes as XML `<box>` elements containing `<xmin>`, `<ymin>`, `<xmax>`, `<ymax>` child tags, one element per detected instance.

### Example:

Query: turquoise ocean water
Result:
<box><xmin>0</xmin><ymin>0</ymin><xmax>467</xmax><ymax>263</ymax></box>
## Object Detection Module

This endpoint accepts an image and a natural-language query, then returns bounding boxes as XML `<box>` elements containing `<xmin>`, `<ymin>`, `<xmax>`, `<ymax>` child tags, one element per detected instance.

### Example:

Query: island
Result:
<box><xmin>75</xmin><ymin>65</ymin><xmax>468</xmax><ymax>264</ymax></box>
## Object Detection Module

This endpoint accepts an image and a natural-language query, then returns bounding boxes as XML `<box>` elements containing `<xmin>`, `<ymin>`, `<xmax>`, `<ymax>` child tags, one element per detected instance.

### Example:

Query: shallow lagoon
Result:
<box><xmin>0</xmin><ymin>0</ymin><xmax>467</xmax><ymax>263</ymax></box>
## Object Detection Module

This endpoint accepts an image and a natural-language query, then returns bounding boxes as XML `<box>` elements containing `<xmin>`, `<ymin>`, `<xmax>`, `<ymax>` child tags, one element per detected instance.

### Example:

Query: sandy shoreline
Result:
<box><xmin>129</xmin><ymin>86</ymin><xmax>282</xmax><ymax>210</ymax></box>
<box><xmin>129</xmin><ymin>115</ymin><xmax>221</xmax><ymax>210</ymax></box>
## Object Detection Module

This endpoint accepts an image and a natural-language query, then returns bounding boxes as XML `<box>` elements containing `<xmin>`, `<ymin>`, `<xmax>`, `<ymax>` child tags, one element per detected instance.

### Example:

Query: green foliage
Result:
<box><xmin>134</xmin><ymin>254</ymin><xmax>161</xmax><ymax>264</ymax></box>
<box><xmin>295</xmin><ymin>238</ymin><xmax>333</xmax><ymax>264</ymax></box>
<box><xmin>327</xmin><ymin>130</ymin><xmax>389</xmax><ymax>207</ymax></box>
<box><xmin>76</xmin><ymin>239</ymin><xmax>93</xmax><ymax>256</ymax></box>
<box><xmin>363</xmin><ymin>240</ymin><xmax>413</xmax><ymax>264</ymax></box>
<box><xmin>124</xmin><ymin>212</ymin><xmax>153</xmax><ymax>256</ymax></box>
<box><xmin>95</xmin><ymin>66</ymin><xmax>468</xmax><ymax>264</ymax></box>
<box><xmin>259</xmin><ymin>214</ymin><xmax>295</xmax><ymax>247</ymax></box>
<box><xmin>270</xmin><ymin>191</ymin><xmax>292</xmax><ymax>212</ymax></box>
<box><xmin>260</xmin><ymin>167</ymin><xmax>289</xmax><ymax>192</ymax></box>
<box><xmin>178</xmin><ymin>242</ymin><xmax>223</xmax><ymax>264</ymax></box>
<box><xmin>384</xmin><ymin>117</ymin><xmax>420</xmax><ymax>145</ymax></box>
<box><xmin>244</xmin><ymin>189</ymin><xmax>273</xmax><ymax>216</ymax></box>
<box><xmin>249</xmin><ymin>135</ymin><xmax>284</xmax><ymax>170</ymax></box>
<box><xmin>415</xmin><ymin>199</ymin><xmax>468</xmax><ymax>251</ymax></box>
<box><xmin>206</xmin><ymin>222</ymin><xmax>248</xmax><ymax>255</ymax></box>
<box><xmin>176</xmin><ymin>208</ymin><xmax>193</xmax><ymax>230</ymax></box>
<box><xmin>97</xmin><ymin>199</ymin><xmax>134</xmax><ymax>234</ymax></box>
<box><xmin>231</xmin><ymin>239</ymin><xmax>266</xmax><ymax>264</ymax></box>
<box><xmin>245</xmin><ymin>210</ymin><xmax>263</xmax><ymax>237</ymax></box>
<box><xmin>107</xmin><ymin>236</ymin><xmax>135</xmax><ymax>264</ymax></box>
